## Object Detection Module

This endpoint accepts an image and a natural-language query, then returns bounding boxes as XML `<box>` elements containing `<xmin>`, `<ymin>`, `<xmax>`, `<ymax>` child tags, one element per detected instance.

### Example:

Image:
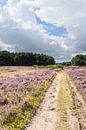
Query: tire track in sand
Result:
<box><xmin>26</xmin><ymin>73</ymin><xmax>61</xmax><ymax>130</ymax></box>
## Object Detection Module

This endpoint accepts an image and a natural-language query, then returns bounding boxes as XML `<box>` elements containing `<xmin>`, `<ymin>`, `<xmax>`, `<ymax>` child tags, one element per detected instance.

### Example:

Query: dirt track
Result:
<box><xmin>26</xmin><ymin>71</ymin><xmax>86</xmax><ymax>130</ymax></box>
<box><xmin>26</xmin><ymin>73</ymin><xmax>61</xmax><ymax>130</ymax></box>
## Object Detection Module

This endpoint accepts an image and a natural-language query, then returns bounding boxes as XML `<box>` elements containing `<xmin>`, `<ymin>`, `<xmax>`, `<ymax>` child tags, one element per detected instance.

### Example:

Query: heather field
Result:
<box><xmin>0</xmin><ymin>67</ymin><xmax>55</xmax><ymax>130</ymax></box>
<box><xmin>66</xmin><ymin>67</ymin><xmax>86</xmax><ymax>130</ymax></box>
<box><xmin>67</xmin><ymin>67</ymin><xmax>86</xmax><ymax>100</ymax></box>
<box><xmin>0</xmin><ymin>66</ymin><xmax>86</xmax><ymax>130</ymax></box>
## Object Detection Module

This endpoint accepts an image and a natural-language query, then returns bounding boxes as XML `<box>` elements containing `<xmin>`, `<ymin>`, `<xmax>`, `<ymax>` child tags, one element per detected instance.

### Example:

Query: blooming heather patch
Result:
<box><xmin>67</xmin><ymin>67</ymin><xmax>86</xmax><ymax>100</ymax></box>
<box><xmin>0</xmin><ymin>67</ymin><xmax>55</xmax><ymax>129</ymax></box>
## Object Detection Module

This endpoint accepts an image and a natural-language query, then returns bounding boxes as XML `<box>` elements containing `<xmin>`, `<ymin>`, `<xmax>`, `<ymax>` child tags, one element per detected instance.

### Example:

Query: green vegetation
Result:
<box><xmin>61</xmin><ymin>54</ymin><xmax>86</xmax><ymax>67</ymax></box>
<box><xmin>2</xmin><ymin>80</ymin><xmax>54</xmax><ymax>130</ymax></box>
<box><xmin>0</xmin><ymin>51</ymin><xmax>55</xmax><ymax>66</ymax></box>
<box><xmin>47</xmin><ymin>64</ymin><xmax>64</xmax><ymax>69</ymax></box>
<box><xmin>0</xmin><ymin>67</ymin><xmax>55</xmax><ymax>130</ymax></box>
<box><xmin>0</xmin><ymin>51</ymin><xmax>85</xmax><ymax>67</ymax></box>
<box><xmin>58</xmin><ymin>72</ymin><xmax>76</xmax><ymax>130</ymax></box>
<box><xmin>71</xmin><ymin>54</ymin><xmax>86</xmax><ymax>66</ymax></box>
<box><xmin>62</xmin><ymin>62</ymin><xmax>71</xmax><ymax>66</ymax></box>
<box><xmin>33</xmin><ymin>64</ymin><xmax>64</xmax><ymax>70</ymax></box>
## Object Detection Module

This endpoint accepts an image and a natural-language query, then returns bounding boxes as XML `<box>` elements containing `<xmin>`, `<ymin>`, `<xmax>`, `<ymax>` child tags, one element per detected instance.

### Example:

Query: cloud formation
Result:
<box><xmin>0</xmin><ymin>0</ymin><xmax>86</xmax><ymax>62</ymax></box>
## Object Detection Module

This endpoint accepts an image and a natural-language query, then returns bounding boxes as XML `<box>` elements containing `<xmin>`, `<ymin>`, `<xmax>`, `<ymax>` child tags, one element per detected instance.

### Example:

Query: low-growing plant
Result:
<box><xmin>0</xmin><ymin>67</ymin><xmax>55</xmax><ymax>129</ymax></box>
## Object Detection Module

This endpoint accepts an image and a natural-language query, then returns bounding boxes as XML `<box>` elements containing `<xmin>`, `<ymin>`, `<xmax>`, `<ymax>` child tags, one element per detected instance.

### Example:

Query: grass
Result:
<box><xmin>33</xmin><ymin>64</ymin><xmax>64</xmax><ymax>70</ymax></box>
<box><xmin>57</xmin><ymin>71</ymin><xmax>76</xmax><ymax>130</ymax></box>
<box><xmin>0</xmin><ymin>68</ymin><xmax>33</xmax><ymax>77</ymax></box>
<box><xmin>2</xmin><ymin>76</ymin><xmax>55</xmax><ymax>130</ymax></box>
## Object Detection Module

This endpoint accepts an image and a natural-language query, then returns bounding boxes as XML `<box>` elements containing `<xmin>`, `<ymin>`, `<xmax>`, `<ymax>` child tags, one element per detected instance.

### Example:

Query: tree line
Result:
<box><xmin>71</xmin><ymin>54</ymin><xmax>86</xmax><ymax>66</ymax></box>
<box><xmin>62</xmin><ymin>54</ymin><xmax>86</xmax><ymax>66</ymax></box>
<box><xmin>0</xmin><ymin>51</ymin><xmax>55</xmax><ymax>66</ymax></box>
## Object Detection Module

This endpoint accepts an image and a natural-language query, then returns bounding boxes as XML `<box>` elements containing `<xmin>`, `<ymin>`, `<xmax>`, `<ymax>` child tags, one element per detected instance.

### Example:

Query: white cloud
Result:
<box><xmin>35</xmin><ymin>0</ymin><xmax>86</xmax><ymax>55</ymax></box>
<box><xmin>0</xmin><ymin>0</ymin><xmax>86</xmax><ymax>62</ymax></box>
<box><xmin>36</xmin><ymin>0</ymin><xmax>86</xmax><ymax>27</ymax></box>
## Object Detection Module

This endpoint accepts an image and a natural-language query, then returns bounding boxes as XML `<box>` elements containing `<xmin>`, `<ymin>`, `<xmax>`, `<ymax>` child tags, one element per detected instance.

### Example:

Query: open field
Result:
<box><xmin>66</xmin><ymin>67</ymin><xmax>86</xmax><ymax>130</ymax></box>
<box><xmin>67</xmin><ymin>67</ymin><xmax>86</xmax><ymax>100</ymax></box>
<box><xmin>0</xmin><ymin>67</ymin><xmax>55</xmax><ymax>130</ymax></box>
<box><xmin>0</xmin><ymin>66</ymin><xmax>86</xmax><ymax>130</ymax></box>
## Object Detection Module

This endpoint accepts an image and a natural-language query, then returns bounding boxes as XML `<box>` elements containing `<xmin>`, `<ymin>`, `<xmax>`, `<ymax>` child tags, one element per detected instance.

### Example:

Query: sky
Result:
<box><xmin>0</xmin><ymin>0</ymin><xmax>86</xmax><ymax>62</ymax></box>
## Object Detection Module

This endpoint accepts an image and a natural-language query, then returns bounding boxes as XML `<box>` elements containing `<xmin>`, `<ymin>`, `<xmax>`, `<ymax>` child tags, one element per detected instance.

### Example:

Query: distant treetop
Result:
<box><xmin>0</xmin><ymin>51</ymin><xmax>55</xmax><ymax>66</ymax></box>
<box><xmin>71</xmin><ymin>54</ymin><xmax>86</xmax><ymax>66</ymax></box>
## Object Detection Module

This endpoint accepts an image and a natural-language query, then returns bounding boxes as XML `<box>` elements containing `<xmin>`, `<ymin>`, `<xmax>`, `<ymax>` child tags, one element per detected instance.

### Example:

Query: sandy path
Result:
<box><xmin>57</xmin><ymin>72</ymin><xmax>80</xmax><ymax>130</ymax></box>
<box><xmin>67</xmin><ymin>107</ymin><xmax>80</xmax><ymax>130</ymax></box>
<box><xmin>26</xmin><ymin>73</ymin><xmax>61</xmax><ymax>130</ymax></box>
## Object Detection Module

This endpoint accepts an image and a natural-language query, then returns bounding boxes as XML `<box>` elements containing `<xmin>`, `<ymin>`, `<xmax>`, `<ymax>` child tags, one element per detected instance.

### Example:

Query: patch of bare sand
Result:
<box><xmin>26</xmin><ymin>73</ymin><xmax>61</xmax><ymax>130</ymax></box>
<box><xmin>67</xmin><ymin>107</ymin><xmax>80</xmax><ymax>130</ymax></box>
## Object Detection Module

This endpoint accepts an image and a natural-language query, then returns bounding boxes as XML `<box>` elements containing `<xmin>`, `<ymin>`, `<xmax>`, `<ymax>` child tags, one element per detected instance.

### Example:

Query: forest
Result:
<box><xmin>0</xmin><ymin>51</ymin><xmax>55</xmax><ymax>66</ymax></box>
<box><xmin>71</xmin><ymin>54</ymin><xmax>86</xmax><ymax>66</ymax></box>
<box><xmin>0</xmin><ymin>51</ymin><xmax>86</xmax><ymax>66</ymax></box>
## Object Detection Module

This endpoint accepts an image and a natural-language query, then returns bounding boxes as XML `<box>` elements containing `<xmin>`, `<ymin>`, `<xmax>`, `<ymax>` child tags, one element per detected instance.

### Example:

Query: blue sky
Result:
<box><xmin>36</xmin><ymin>16</ymin><xmax>67</xmax><ymax>37</ymax></box>
<box><xmin>0</xmin><ymin>0</ymin><xmax>86</xmax><ymax>62</ymax></box>
<box><xmin>0</xmin><ymin>0</ymin><xmax>67</xmax><ymax>37</ymax></box>
<box><xmin>0</xmin><ymin>0</ymin><xmax>7</xmax><ymax>6</ymax></box>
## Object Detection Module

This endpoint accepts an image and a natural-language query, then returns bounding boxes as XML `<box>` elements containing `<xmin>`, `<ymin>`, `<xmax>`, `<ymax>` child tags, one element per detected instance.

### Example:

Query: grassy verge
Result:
<box><xmin>57</xmin><ymin>71</ymin><xmax>76</xmax><ymax>130</ymax></box>
<box><xmin>2</xmin><ymin>76</ymin><xmax>55</xmax><ymax>130</ymax></box>
<box><xmin>33</xmin><ymin>64</ymin><xmax>64</xmax><ymax>70</ymax></box>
